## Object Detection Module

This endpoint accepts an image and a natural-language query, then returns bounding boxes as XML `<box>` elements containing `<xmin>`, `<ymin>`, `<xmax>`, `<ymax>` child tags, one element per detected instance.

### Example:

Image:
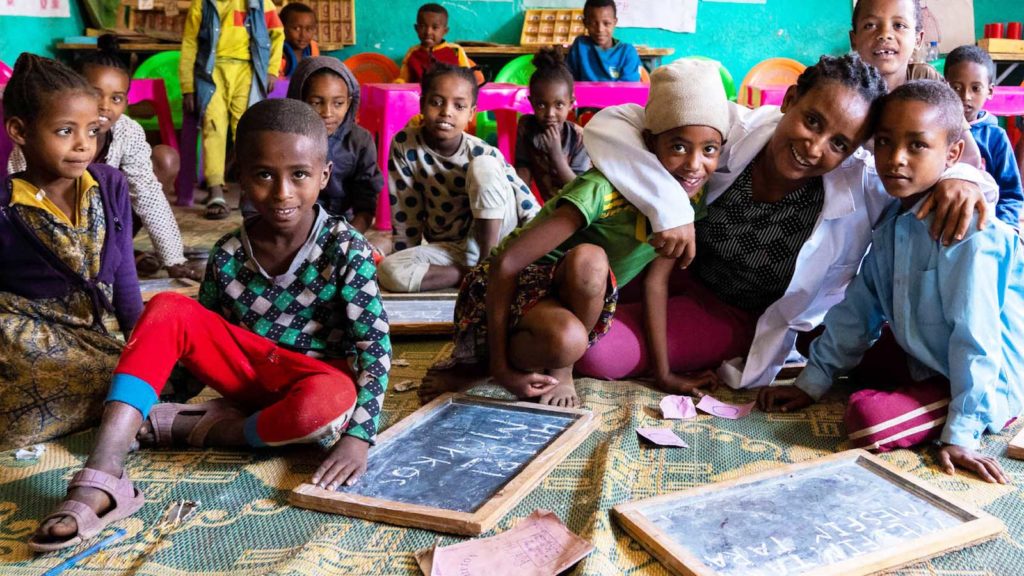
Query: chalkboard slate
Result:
<box><xmin>381</xmin><ymin>292</ymin><xmax>456</xmax><ymax>335</ymax></box>
<box><xmin>290</xmin><ymin>394</ymin><xmax>598</xmax><ymax>534</ymax></box>
<box><xmin>613</xmin><ymin>450</ymin><xmax>1004</xmax><ymax>576</ymax></box>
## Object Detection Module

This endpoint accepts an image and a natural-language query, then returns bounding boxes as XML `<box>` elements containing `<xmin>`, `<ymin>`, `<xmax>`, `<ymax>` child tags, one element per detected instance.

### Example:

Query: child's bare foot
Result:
<box><xmin>419</xmin><ymin>359</ymin><xmax>490</xmax><ymax>404</ymax></box>
<box><xmin>539</xmin><ymin>367</ymin><xmax>579</xmax><ymax>408</ymax></box>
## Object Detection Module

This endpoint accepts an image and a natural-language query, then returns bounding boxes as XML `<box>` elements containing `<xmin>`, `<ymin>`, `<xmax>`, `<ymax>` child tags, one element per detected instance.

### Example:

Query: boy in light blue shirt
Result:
<box><xmin>759</xmin><ymin>80</ymin><xmax>1023</xmax><ymax>484</ymax></box>
<box><xmin>566</xmin><ymin>0</ymin><xmax>641</xmax><ymax>82</ymax></box>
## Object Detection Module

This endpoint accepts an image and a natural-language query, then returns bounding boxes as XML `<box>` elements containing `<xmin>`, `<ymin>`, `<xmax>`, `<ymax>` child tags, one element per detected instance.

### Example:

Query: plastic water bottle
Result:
<box><xmin>926</xmin><ymin>41</ymin><xmax>939</xmax><ymax>62</ymax></box>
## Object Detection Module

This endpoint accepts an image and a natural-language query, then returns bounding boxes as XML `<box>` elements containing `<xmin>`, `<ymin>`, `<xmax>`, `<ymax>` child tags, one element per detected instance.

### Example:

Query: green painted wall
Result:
<box><xmin>1</xmin><ymin>0</ymin><xmax>1022</xmax><ymax>82</ymax></box>
<box><xmin>0</xmin><ymin>3</ymin><xmax>87</xmax><ymax>65</ymax></box>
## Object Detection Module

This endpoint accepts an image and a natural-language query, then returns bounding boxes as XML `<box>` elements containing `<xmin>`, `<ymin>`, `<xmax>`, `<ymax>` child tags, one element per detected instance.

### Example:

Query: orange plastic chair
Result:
<box><xmin>639</xmin><ymin>66</ymin><xmax>650</xmax><ymax>84</ymax></box>
<box><xmin>738</xmin><ymin>57</ymin><xmax>806</xmax><ymax>107</ymax></box>
<box><xmin>344</xmin><ymin>53</ymin><xmax>400</xmax><ymax>85</ymax></box>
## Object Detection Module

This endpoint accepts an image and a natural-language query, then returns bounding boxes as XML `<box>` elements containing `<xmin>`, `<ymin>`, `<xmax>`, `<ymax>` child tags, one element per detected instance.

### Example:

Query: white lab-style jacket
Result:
<box><xmin>583</xmin><ymin>103</ymin><xmax>997</xmax><ymax>389</ymax></box>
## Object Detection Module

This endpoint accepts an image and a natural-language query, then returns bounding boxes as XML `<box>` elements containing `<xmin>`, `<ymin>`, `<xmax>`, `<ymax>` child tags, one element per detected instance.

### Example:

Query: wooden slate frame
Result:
<box><xmin>290</xmin><ymin>393</ymin><xmax>598</xmax><ymax>535</ymax></box>
<box><xmin>612</xmin><ymin>449</ymin><xmax>1004</xmax><ymax>576</ymax></box>
<box><xmin>381</xmin><ymin>292</ymin><xmax>456</xmax><ymax>335</ymax></box>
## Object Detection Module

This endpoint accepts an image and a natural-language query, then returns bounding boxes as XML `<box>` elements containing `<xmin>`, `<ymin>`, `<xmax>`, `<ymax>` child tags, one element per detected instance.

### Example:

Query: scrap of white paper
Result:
<box><xmin>636</xmin><ymin>428</ymin><xmax>689</xmax><ymax>448</ymax></box>
<box><xmin>696</xmin><ymin>395</ymin><xmax>755</xmax><ymax>420</ymax></box>
<box><xmin>14</xmin><ymin>444</ymin><xmax>46</xmax><ymax>460</ymax></box>
<box><xmin>660</xmin><ymin>395</ymin><xmax>697</xmax><ymax>420</ymax></box>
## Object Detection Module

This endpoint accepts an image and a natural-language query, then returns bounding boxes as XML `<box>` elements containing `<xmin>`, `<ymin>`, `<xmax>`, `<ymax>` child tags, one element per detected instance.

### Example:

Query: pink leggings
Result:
<box><xmin>108</xmin><ymin>293</ymin><xmax>357</xmax><ymax>447</ymax></box>
<box><xmin>575</xmin><ymin>270</ymin><xmax>758</xmax><ymax>379</ymax></box>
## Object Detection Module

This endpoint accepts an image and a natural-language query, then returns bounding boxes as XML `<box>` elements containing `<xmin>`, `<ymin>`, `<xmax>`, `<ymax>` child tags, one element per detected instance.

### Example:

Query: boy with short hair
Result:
<box><xmin>396</xmin><ymin>3</ymin><xmax>475</xmax><ymax>84</ymax></box>
<box><xmin>287</xmin><ymin>56</ymin><xmax>382</xmax><ymax>232</ymax></box>
<box><xmin>945</xmin><ymin>44</ymin><xmax>1023</xmax><ymax>227</ymax></box>
<box><xmin>180</xmin><ymin>0</ymin><xmax>285</xmax><ymax>220</ymax></box>
<box><xmin>566</xmin><ymin>0</ymin><xmax>641</xmax><ymax>82</ymax></box>
<box><xmin>279</xmin><ymin>2</ymin><xmax>320</xmax><ymax>78</ymax></box>
<box><xmin>29</xmin><ymin>98</ymin><xmax>392</xmax><ymax>552</ymax></box>
<box><xmin>758</xmin><ymin>80</ymin><xmax>1023</xmax><ymax>484</ymax></box>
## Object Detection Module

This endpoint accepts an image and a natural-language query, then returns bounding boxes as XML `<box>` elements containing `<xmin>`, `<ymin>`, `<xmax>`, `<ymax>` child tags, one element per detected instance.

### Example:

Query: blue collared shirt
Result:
<box><xmin>795</xmin><ymin>198</ymin><xmax>1024</xmax><ymax>449</ymax></box>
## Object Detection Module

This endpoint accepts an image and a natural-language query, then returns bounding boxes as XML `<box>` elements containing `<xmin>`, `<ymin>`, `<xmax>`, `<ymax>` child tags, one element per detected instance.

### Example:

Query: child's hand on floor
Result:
<box><xmin>493</xmin><ymin>367</ymin><xmax>559</xmax><ymax>400</ymax></box>
<box><xmin>756</xmin><ymin>385</ymin><xmax>814</xmax><ymax>413</ymax></box>
<box><xmin>937</xmin><ymin>444</ymin><xmax>1010</xmax><ymax>484</ymax></box>
<box><xmin>650</xmin><ymin>224</ymin><xmax>696</xmax><ymax>267</ymax></box>
<box><xmin>655</xmin><ymin>369</ymin><xmax>720</xmax><ymax>397</ymax></box>
<box><xmin>313</xmin><ymin>435</ymin><xmax>370</xmax><ymax>490</ymax></box>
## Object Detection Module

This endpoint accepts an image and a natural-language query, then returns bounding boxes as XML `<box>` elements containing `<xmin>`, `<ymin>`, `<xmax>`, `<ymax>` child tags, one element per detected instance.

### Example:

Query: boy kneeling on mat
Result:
<box><xmin>759</xmin><ymin>81</ymin><xmax>1022</xmax><ymax>484</ymax></box>
<box><xmin>29</xmin><ymin>99</ymin><xmax>392</xmax><ymax>552</ymax></box>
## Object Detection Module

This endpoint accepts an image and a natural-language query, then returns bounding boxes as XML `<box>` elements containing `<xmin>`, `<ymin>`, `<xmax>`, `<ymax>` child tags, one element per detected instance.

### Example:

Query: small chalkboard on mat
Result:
<box><xmin>290</xmin><ymin>393</ymin><xmax>598</xmax><ymax>535</ymax></box>
<box><xmin>381</xmin><ymin>292</ymin><xmax>456</xmax><ymax>335</ymax></box>
<box><xmin>139</xmin><ymin>277</ymin><xmax>200</xmax><ymax>302</ymax></box>
<box><xmin>612</xmin><ymin>450</ymin><xmax>1003</xmax><ymax>576</ymax></box>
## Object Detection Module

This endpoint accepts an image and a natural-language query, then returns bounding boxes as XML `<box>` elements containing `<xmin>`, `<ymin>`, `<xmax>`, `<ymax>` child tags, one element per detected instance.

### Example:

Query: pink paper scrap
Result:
<box><xmin>419</xmin><ymin>509</ymin><xmax>594</xmax><ymax>576</ymax></box>
<box><xmin>660</xmin><ymin>395</ymin><xmax>697</xmax><ymax>420</ymax></box>
<box><xmin>636</xmin><ymin>427</ymin><xmax>689</xmax><ymax>448</ymax></box>
<box><xmin>696</xmin><ymin>395</ymin><xmax>755</xmax><ymax>420</ymax></box>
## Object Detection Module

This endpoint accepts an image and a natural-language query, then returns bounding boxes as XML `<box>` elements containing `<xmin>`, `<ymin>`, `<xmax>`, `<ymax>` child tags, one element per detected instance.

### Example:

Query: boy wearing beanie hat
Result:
<box><xmin>421</xmin><ymin>59</ymin><xmax>732</xmax><ymax>407</ymax></box>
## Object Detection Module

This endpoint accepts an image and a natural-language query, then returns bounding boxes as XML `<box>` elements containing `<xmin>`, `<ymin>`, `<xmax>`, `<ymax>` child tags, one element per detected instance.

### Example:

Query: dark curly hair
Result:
<box><xmin>235</xmin><ymin>98</ymin><xmax>328</xmax><ymax>163</ymax></box>
<box><xmin>420</xmin><ymin>61</ymin><xmax>480</xmax><ymax>105</ymax></box>
<box><xmin>3</xmin><ymin>52</ymin><xmax>95</xmax><ymax>124</ymax></box>
<box><xmin>880</xmin><ymin>80</ymin><xmax>964</xmax><ymax>144</ymax></box>
<box><xmin>279</xmin><ymin>2</ymin><xmax>315</xmax><ymax>27</ymax></box>
<box><xmin>418</xmin><ymin>2</ymin><xmax>447</xmax><ymax>21</ymax></box>
<box><xmin>852</xmin><ymin>0</ymin><xmax>922</xmax><ymax>33</ymax></box>
<box><xmin>795</xmin><ymin>53</ymin><xmax>888</xmax><ymax>106</ymax></box>
<box><xmin>73</xmin><ymin>34</ymin><xmax>130</xmax><ymax>78</ymax></box>
<box><xmin>529</xmin><ymin>47</ymin><xmax>574</xmax><ymax>96</ymax></box>
<box><xmin>584</xmin><ymin>0</ymin><xmax>617</xmax><ymax>19</ymax></box>
<box><xmin>944</xmin><ymin>44</ymin><xmax>996</xmax><ymax>85</ymax></box>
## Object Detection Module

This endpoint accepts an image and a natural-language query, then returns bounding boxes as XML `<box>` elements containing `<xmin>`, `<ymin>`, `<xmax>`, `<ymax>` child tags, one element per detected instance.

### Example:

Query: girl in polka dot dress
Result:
<box><xmin>378</xmin><ymin>63</ymin><xmax>539</xmax><ymax>293</ymax></box>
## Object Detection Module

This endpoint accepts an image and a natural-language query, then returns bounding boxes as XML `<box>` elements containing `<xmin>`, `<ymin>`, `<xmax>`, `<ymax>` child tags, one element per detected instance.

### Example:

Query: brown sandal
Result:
<box><xmin>144</xmin><ymin>399</ymin><xmax>246</xmax><ymax>447</ymax></box>
<box><xmin>28</xmin><ymin>468</ymin><xmax>145</xmax><ymax>552</ymax></box>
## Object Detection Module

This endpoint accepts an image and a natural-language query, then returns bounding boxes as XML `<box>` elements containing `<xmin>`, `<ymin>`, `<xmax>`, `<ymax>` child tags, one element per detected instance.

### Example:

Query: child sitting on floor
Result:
<box><xmin>0</xmin><ymin>54</ymin><xmax>142</xmax><ymax>452</ymax></box>
<box><xmin>379</xmin><ymin>63</ymin><xmax>539</xmax><ymax>292</ymax></box>
<box><xmin>279</xmin><ymin>2</ymin><xmax>320</xmax><ymax>78</ymax></box>
<box><xmin>758</xmin><ymin>81</ymin><xmax>1023</xmax><ymax>484</ymax></box>
<box><xmin>515</xmin><ymin>47</ymin><xmax>591</xmax><ymax>202</ymax></box>
<box><xmin>287</xmin><ymin>56</ymin><xmax>382</xmax><ymax>232</ymax></box>
<box><xmin>567</xmin><ymin>0</ymin><xmax>641</xmax><ymax>82</ymax></box>
<box><xmin>944</xmin><ymin>45</ymin><xmax>1023</xmax><ymax>227</ymax></box>
<box><xmin>28</xmin><ymin>98</ymin><xmax>392</xmax><ymax>552</ymax></box>
<box><xmin>8</xmin><ymin>36</ymin><xmax>198</xmax><ymax>280</ymax></box>
<box><xmin>422</xmin><ymin>60</ymin><xmax>731</xmax><ymax>407</ymax></box>
<box><xmin>397</xmin><ymin>3</ymin><xmax>476</xmax><ymax>84</ymax></box>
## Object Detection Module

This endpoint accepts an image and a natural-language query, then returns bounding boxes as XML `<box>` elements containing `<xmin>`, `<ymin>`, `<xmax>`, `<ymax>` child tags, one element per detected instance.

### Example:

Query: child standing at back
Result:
<box><xmin>0</xmin><ymin>54</ymin><xmax>142</xmax><ymax>451</ymax></box>
<box><xmin>286</xmin><ymin>56</ymin><xmax>382</xmax><ymax>232</ymax></box>
<box><xmin>515</xmin><ymin>48</ymin><xmax>591</xmax><ymax>201</ymax></box>
<box><xmin>944</xmin><ymin>45</ymin><xmax>1023</xmax><ymax>227</ymax></box>
<box><xmin>397</xmin><ymin>3</ymin><xmax>476</xmax><ymax>84</ymax></box>
<box><xmin>422</xmin><ymin>60</ymin><xmax>731</xmax><ymax>407</ymax></box>
<box><xmin>759</xmin><ymin>81</ymin><xmax>1023</xmax><ymax>484</ymax></box>
<box><xmin>180</xmin><ymin>0</ymin><xmax>284</xmax><ymax>220</ymax></box>
<box><xmin>279</xmin><ymin>2</ymin><xmax>320</xmax><ymax>78</ymax></box>
<box><xmin>29</xmin><ymin>98</ymin><xmax>392</xmax><ymax>552</ymax></box>
<box><xmin>567</xmin><ymin>0</ymin><xmax>642</xmax><ymax>82</ymax></box>
<box><xmin>379</xmin><ymin>63</ymin><xmax>539</xmax><ymax>293</ymax></box>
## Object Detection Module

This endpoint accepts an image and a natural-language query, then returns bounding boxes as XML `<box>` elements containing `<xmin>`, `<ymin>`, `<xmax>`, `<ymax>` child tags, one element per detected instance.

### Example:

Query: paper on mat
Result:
<box><xmin>660</xmin><ymin>395</ymin><xmax>697</xmax><ymax>420</ymax></box>
<box><xmin>415</xmin><ymin>509</ymin><xmax>594</xmax><ymax>576</ymax></box>
<box><xmin>636</xmin><ymin>428</ymin><xmax>689</xmax><ymax>448</ymax></box>
<box><xmin>696</xmin><ymin>395</ymin><xmax>755</xmax><ymax>420</ymax></box>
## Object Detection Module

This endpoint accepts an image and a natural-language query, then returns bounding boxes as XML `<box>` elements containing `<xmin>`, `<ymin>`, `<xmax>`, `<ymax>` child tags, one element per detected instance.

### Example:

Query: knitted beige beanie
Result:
<box><xmin>644</xmin><ymin>59</ymin><xmax>731</xmax><ymax>138</ymax></box>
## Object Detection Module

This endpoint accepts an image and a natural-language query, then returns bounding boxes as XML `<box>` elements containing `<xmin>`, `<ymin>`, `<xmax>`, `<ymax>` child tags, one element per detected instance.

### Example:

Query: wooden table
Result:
<box><xmin>58</xmin><ymin>41</ymin><xmax>178</xmax><ymax>53</ymax></box>
<box><xmin>462</xmin><ymin>44</ymin><xmax>674</xmax><ymax>70</ymax></box>
<box><xmin>988</xmin><ymin>52</ymin><xmax>1024</xmax><ymax>85</ymax></box>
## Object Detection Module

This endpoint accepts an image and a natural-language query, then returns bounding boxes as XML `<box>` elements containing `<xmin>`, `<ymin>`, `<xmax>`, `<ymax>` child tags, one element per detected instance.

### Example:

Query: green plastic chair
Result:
<box><xmin>929</xmin><ymin>57</ymin><xmax>945</xmax><ymax>75</ymax></box>
<box><xmin>475</xmin><ymin>54</ymin><xmax>539</xmax><ymax>144</ymax></box>
<box><xmin>133</xmin><ymin>51</ymin><xmax>183</xmax><ymax>131</ymax></box>
<box><xmin>681</xmin><ymin>56</ymin><xmax>738</xmax><ymax>102</ymax></box>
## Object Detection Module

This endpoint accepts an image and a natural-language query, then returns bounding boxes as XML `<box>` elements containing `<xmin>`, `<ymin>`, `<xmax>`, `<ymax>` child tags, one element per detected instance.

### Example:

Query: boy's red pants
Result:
<box><xmin>106</xmin><ymin>293</ymin><xmax>357</xmax><ymax>447</ymax></box>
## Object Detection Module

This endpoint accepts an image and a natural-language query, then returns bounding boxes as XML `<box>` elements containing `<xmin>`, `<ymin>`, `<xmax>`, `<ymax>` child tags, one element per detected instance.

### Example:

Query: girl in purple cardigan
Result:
<box><xmin>0</xmin><ymin>54</ymin><xmax>142</xmax><ymax>451</ymax></box>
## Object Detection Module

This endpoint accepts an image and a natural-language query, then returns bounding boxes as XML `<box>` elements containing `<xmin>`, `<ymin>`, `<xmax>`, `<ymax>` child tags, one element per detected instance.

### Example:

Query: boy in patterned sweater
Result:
<box><xmin>30</xmin><ymin>99</ymin><xmax>391</xmax><ymax>551</ymax></box>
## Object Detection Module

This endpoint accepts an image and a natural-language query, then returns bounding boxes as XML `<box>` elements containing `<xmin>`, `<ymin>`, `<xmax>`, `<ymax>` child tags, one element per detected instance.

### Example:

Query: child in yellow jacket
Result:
<box><xmin>180</xmin><ymin>0</ymin><xmax>284</xmax><ymax>220</ymax></box>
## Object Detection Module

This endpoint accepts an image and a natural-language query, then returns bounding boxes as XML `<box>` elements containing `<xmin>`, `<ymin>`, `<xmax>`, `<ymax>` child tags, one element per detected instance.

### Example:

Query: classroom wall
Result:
<box><xmin>0</xmin><ymin>5</ymin><xmax>87</xmax><ymax>66</ymax></box>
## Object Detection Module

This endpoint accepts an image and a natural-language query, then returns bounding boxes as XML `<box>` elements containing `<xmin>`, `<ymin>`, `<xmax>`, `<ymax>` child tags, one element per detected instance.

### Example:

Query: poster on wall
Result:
<box><xmin>704</xmin><ymin>0</ymin><xmax>766</xmax><ymax>4</ymax></box>
<box><xmin>0</xmin><ymin>0</ymin><xmax>71</xmax><ymax>17</ymax></box>
<box><xmin>525</xmin><ymin>0</ymin><xmax>698</xmax><ymax>33</ymax></box>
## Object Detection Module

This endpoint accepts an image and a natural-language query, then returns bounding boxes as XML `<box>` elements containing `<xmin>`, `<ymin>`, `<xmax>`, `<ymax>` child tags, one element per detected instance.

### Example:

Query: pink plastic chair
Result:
<box><xmin>128</xmin><ymin>78</ymin><xmax>179</xmax><ymax>152</ymax></box>
<box><xmin>0</xmin><ymin>63</ymin><xmax>11</xmax><ymax>179</ymax></box>
<box><xmin>0</xmin><ymin>60</ymin><xmax>12</xmax><ymax>86</ymax></box>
